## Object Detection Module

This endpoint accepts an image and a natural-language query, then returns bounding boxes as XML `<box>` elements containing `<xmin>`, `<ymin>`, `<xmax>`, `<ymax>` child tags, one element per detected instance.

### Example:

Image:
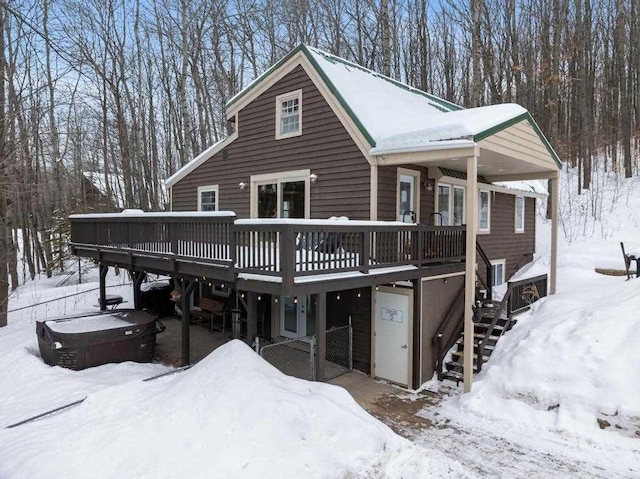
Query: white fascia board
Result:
<box><xmin>369</xmin><ymin>139</ymin><xmax>476</xmax><ymax>156</ymax></box>
<box><xmin>165</xmin><ymin>133</ymin><xmax>238</xmax><ymax>188</ymax></box>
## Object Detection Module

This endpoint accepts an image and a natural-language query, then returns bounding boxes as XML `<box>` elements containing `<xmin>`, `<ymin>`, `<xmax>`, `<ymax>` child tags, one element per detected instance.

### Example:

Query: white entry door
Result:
<box><xmin>281</xmin><ymin>296</ymin><xmax>316</xmax><ymax>339</ymax></box>
<box><xmin>374</xmin><ymin>289</ymin><xmax>411</xmax><ymax>386</ymax></box>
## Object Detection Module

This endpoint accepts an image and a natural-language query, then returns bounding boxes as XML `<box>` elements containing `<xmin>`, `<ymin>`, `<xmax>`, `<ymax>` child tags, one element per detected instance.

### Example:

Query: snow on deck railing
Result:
<box><xmin>70</xmin><ymin>213</ymin><xmax>466</xmax><ymax>284</ymax></box>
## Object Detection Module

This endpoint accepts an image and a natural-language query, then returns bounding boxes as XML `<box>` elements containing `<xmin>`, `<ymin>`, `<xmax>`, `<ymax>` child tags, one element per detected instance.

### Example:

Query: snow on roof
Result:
<box><xmin>165</xmin><ymin>136</ymin><xmax>231</xmax><ymax>188</ymax></box>
<box><xmin>370</xmin><ymin>104</ymin><xmax>528</xmax><ymax>154</ymax></box>
<box><xmin>495</xmin><ymin>179</ymin><xmax>549</xmax><ymax>196</ymax></box>
<box><xmin>306</xmin><ymin>46</ymin><xmax>462</xmax><ymax>143</ymax></box>
<box><xmin>0</xmin><ymin>340</ymin><xmax>463</xmax><ymax>477</ymax></box>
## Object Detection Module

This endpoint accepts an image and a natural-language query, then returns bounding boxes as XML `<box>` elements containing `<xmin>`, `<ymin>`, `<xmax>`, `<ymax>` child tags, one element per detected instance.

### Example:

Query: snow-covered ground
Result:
<box><xmin>415</xmin><ymin>168</ymin><xmax>640</xmax><ymax>477</ymax></box>
<box><xmin>0</xmin><ymin>266</ymin><xmax>466</xmax><ymax>477</ymax></box>
<box><xmin>1</xmin><ymin>166</ymin><xmax>639</xmax><ymax>477</ymax></box>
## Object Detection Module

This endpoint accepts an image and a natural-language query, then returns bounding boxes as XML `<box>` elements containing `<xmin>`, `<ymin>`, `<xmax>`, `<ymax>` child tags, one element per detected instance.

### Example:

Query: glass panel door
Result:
<box><xmin>398</xmin><ymin>175</ymin><xmax>415</xmax><ymax>222</ymax></box>
<box><xmin>282</xmin><ymin>296</ymin><xmax>298</xmax><ymax>337</ymax></box>
<box><xmin>280</xmin><ymin>295</ymin><xmax>315</xmax><ymax>338</ymax></box>
<box><xmin>437</xmin><ymin>185</ymin><xmax>450</xmax><ymax>225</ymax></box>
<box><xmin>281</xmin><ymin>180</ymin><xmax>305</xmax><ymax>218</ymax></box>
<box><xmin>258</xmin><ymin>183</ymin><xmax>278</xmax><ymax>218</ymax></box>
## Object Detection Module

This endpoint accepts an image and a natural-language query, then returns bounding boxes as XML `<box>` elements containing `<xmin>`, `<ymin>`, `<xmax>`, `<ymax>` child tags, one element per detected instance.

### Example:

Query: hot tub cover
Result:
<box><xmin>37</xmin><ymin>310</ymin><xmax>163</xmax><ymax>370</ymax></box>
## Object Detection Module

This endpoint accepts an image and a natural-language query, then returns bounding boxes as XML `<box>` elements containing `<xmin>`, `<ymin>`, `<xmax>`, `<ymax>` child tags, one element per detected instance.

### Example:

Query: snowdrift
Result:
<box><xmin>0</xmin><ymin>341</ymin><xmax>465</xmax><ymax>478</ymax></box>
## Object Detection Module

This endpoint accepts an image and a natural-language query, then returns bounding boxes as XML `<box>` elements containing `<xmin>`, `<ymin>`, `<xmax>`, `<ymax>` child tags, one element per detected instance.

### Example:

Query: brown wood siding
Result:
<box><xmin>377</xmin><ymin>165</ymin><xmax>434</xmax><ymax>223</ymax></box>
<box><xmin>326</xmin><ymin>288</ymin><xmax>371</xmax><ymax>374</ymax></box>
<box><xmin>171</xmin><ymin>65</ymin><xmax>371</xmax><ymax>219</ymax></box>
<box><xmin>477</xmin><ymin>193</ymin><xmax>536</xmax><ymax>279</ymax></box>
<box><xmin>421</xmin><ymin>274</ymin><xmax>465</xmax><ymax>383</ymax></box>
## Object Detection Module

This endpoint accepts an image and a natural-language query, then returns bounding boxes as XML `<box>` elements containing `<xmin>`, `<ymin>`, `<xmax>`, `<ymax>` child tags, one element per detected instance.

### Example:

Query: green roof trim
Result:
<box><xmin>300</xmin><ymin>45</ymin><xmax>377</xmax><ymax>146</ymax></box>
<box><xmin>473</xmin><ymin>112</ymin><xmax>562</xmax><ymax>168</ymax></box>
<box><xmin>225</xmin><ymin>45</ymin><xmax>306</xmax><ymax>110</ymax></box>
<box><xmin>305</xmin><ymin>46</ymin><xmax>463</xmax><ymax>114</ymax></box>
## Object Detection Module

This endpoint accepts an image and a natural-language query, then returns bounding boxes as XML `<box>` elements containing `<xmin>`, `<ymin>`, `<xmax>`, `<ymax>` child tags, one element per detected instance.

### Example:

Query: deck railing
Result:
<box><xmin>70</xmin><ymin>214</ymin><xmax>465</xmax><ymax>282</ymax></box>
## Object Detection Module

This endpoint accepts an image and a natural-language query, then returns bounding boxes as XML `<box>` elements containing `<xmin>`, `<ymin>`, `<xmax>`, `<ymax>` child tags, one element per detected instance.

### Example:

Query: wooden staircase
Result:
<box><xmin>441</xmin><ymin>302</ymin><xmax>514</xmax><ymax>383</ymax></box>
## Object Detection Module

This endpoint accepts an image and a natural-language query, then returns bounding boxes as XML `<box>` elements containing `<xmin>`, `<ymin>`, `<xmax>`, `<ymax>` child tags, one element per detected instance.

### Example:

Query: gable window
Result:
<box><xmin>491</xmin><ymin>259</ymin><xmax>506</xmax><ymax>286</ymax></box>
<box><xmin>479</xmin><ymin>190</ymin><xmax>491</xmax><ymax>233</ymax></box>
<box><xmin>251</xmin><ymin>170</ymin><xmax>310</xmax><ymax>218</ymax></box>
<box><xmin>515</xmin><ymin>196</ymin><xmax>525</xmax><ymax>233</ymax></box>
<box><xmin>197</xmin><ymin>185</ymin><xmax>219</xmax><ymax>211</ymax></box>
<box><xmin>275</xmin><ymin>90</ymin><xmax>302</xmax><ymax>139</ymax></box>
<box><xmin>436</xmin><ymin>183</ymin><xmax>465</xmax><ymax>226</ymax></box>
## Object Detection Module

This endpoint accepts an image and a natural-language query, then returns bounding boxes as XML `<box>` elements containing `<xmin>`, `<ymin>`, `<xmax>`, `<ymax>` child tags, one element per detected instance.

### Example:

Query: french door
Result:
<box><xmin>281</xmin><ymin>295</ymin><xmax>316</xmax><ymax>339</ymax></box>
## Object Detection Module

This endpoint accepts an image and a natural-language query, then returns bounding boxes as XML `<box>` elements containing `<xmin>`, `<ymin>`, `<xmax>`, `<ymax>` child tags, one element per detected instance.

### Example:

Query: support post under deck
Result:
<box><xmin>177</xmin><ymin>279</ymin><xmax>197</xmax><ymax>367</ymax></box>
<box><xmin>315</xmin><ymin>292</ymin><xmax>327</xmax><ymax>382</ymax></box>
<box><xmin>246</xmin><ymin>292</ymin><xmax>258</xmax><ymax>346</ymax></box>
<box><xmin>131</xmin><ymin>271</ymin><xmax>146</xmax><ymax>310</ymax></box>
<box><xmin>99</xmin><ymin>264</ymin><xmax>108</xmax><ymax>311</ymax></box>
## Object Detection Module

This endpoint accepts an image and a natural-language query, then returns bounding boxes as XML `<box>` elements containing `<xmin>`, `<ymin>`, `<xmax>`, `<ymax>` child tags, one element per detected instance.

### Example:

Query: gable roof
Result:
<box><xmin>169</xmin><ymin>44</ymin><xmax>560</xmax><ymax>187</ymax></box>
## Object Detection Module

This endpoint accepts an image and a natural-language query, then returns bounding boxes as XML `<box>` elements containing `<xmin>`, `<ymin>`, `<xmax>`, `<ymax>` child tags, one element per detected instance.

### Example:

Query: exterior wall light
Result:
<box><xmin>239</xmin><ymin>181</ymin><xmax>247</xmax><ymax>190</ymax></box>
<box><xmin>309</xmin><ymin>173</ymin><xmax>318</xmax><ymax>183</ymax></box>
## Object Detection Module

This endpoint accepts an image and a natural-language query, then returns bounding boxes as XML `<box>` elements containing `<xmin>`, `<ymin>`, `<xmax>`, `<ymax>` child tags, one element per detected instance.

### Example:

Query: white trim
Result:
<box><xmin>490</xmin><ymin>259</ymin><xmax>506</xmax><ymax>286</ymax></box>
<box><xmin>250</xmin><ymin>169</ymin><xmax>311</xmax><ymax>219</ymax></box>
<box><xmin>397</xmin><ymin>168</ymin><xmax>420</xmax><ymax>223</ymax></box>
<box><xmin>197</xmin><ymin>184</ymin><xmax>219</xmax><ymax>211</ymax></box>
<box><xmin>478</xmin><ymin>189</ymin><xmax>491</xmax><ymax>234</ymax></box>
<box><xmin>514</xmin><ymin>195</ymin><xmax>525</xmax><ymax>233</ymax></box>
<box><xmin>165</xmin><ymin>126</ymin><xmax>238</xmax><ymax>188</ymax></box>
<box><xmin>370</xmin><ymin>164</ymin><xmax>378</xmax><ymax>220</ymax></box>
<box><xmin>435</xmin><ymin>181</ymin><xmax>466</xmax><ymax>226</ymax></box>
<box><xmin>275</xmin><ymin>89</ymin><xmax>303</xmax><ymax>140</ymax></box>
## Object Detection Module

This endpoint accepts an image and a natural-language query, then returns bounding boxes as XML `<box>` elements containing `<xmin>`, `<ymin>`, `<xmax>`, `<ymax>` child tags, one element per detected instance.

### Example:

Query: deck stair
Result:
<box><xmin>441</xmin><ymin>301</ymin><xmax>513</xmax><ymax>383</ymax></box>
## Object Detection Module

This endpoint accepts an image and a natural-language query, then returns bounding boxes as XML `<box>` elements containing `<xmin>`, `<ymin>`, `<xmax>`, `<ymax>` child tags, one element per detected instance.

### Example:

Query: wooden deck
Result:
<box><xmin>70</xmin><ymin>213</ymin><xmax>466</xmax><ymax>295</ymax></box>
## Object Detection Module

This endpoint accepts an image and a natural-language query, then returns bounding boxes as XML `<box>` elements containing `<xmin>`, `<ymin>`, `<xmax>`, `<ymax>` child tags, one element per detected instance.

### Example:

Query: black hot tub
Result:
<box><xmin>37</xmin><ymin>310</ymin><xmax>165</xmax><ymax>370</ymax></box>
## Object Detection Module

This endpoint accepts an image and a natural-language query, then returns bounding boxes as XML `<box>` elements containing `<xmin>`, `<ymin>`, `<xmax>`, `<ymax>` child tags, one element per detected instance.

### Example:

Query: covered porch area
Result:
<box><xmin>370</xmin><ymin>105</ymin><xmax>562</xmax><ymax>392</ymax></box>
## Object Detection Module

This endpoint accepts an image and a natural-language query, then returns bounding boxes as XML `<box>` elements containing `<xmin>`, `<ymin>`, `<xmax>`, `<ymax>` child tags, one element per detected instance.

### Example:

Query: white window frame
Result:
<box><xmin>275</xmin><ymin>89</ymin><xmax>302</xmax><ymax>140</ymax></box>
<box><xmin>434</xmin><ymin>182</ymin><xmax>465</xmax><ymax>226</ymax></box>
<box><xmin>490</xmin><ymin>259</ymin><xmax>506</xmax><ymax>286</ymax></box>
<box><xmin>250</xmin><ymin>169</ymin><xmax>311</xmax><ymax>218</ymax></box>
<box><xmin>478</xmin><ymin>189</ymin><xmax>491</xmax><ymax>233</ymax></box>
<box><xmin>397</xmin><ymin>168</ymin><xmax>420</xmax><ymax>222</ymax></box>
<box><xmin>197</xmin><ymin>184</ymin><xmax>219</xmax><ymax>211</ymax></box>
<box><xmin>514</xmin><ymin>195</ymin><xmax>525</xmax><ymax>233</ymax></box>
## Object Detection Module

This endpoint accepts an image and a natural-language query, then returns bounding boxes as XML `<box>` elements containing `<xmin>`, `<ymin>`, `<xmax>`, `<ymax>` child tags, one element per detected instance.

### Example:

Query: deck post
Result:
<box><xmin>99</xmin><ymin>264</ymin><xmax>108</xmax><ymax>311</ymax></box>
<box><xmin>246</xmin><ymin>292</ymin><xmax>258</xmax><ymax>346</ymax></box>
<box><xmin>315</xmin><ymin>292</ymin><xmax>326</xmax><ymax>382</ymax></box>
<box><xmin>178</xmin><ymin>279</ymin><xmax>197</xmax><ymax>366</ymax></box>
<box><xmin>463</xmin><ymin>151</ymin><xmax>478</xmax><ymax>393</ymax></box>
<box><xmin>549</xmin><ymin>173</ymin><xmax>559</xmax><ymax>295</ymax></box>
<box><xmin>131</xmin><ymin>271</ymin><xmax>146</xmax><ymax>310</ymax></box>
<box><xmin>412</xmin><ymin>278</ymin><xmax>422</xmax><ymax>389</ymax></box>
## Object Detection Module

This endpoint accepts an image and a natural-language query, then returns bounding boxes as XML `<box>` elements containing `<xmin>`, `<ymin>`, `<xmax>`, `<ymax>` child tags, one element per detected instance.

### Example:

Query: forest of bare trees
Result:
<box><xmin>1</xmin><ymin>0</ymin><xmax>639</xmax><ymax>325</ymax></box>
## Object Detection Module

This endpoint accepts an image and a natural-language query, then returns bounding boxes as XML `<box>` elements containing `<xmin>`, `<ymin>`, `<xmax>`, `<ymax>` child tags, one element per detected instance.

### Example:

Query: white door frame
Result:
<box><xmin>280</xmin><ymin>295</ymin><xmax>314</xmax><ymax>339</ymax></box>
<box><xmin>397</xmin><ymin>167</ymin><xmax>420</xmax><ymax>222</ymax></box>
<box><xmin>372</xmin><ymin>285</ymin><xmax>413</xmax><ymax>387</ymax></box>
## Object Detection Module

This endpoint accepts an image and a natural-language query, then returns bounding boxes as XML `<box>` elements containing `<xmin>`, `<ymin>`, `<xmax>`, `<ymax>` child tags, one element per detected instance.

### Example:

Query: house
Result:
<box><xmin>70</xmin><ymin>45</ymin><xmax>560</xmax><ymax>391</ymax></box>
<box><xmin>81</xmin><ymin>171</ymin><xmax>124</xmax><ymax>212</ymax></box>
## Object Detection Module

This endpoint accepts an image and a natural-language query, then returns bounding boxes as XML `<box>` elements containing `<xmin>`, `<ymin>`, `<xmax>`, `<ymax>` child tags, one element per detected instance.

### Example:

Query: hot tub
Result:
<box><xmin>37</xmin><ymin>310</ymin><xmax>165</xmax><ymax>370</ymax></box>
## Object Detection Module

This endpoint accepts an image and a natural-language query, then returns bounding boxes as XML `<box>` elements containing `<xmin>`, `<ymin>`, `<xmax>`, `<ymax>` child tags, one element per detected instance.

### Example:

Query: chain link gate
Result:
<box><xmin>259</xmin><ymin>321</ymin><xmax>352</xmax><ymax>382</ymax></box>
